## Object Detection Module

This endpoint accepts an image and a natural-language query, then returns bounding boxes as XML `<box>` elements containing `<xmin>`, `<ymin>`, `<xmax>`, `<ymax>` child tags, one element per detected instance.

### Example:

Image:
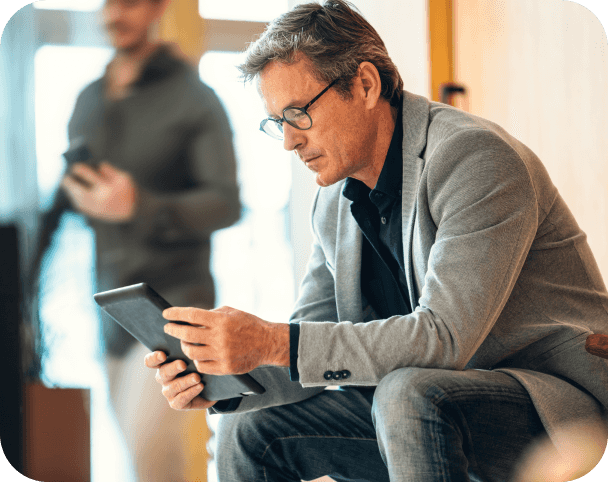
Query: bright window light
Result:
<box><xmin>34</xmin><ymin>45</ymin><xmax>112</xmax><ymax>384</ymax></box>
<box><xmin>199</xmin><ymin>0</ymin><xmax>288</xmax><ymax>22</ymax></box>
<box><xmin>199</xmin><ymin>51</ymin><xmax>294</xmax><ymax>323</ymax></box>
<box><xmin>33</xmin><ymin>0</ymin><xmax>104</xmax><ymax>11</ymax></box>
<box><xmin>35</xmin><ymin>45</ymin><xmax>113</xmax><ymax>209</ymax></box>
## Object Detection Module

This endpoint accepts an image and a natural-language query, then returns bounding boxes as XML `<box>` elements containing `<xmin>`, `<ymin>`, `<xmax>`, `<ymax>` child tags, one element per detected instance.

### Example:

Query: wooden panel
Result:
<box><xmin>158</xmin><ymin>0</ymin><xmax>206</xmax><ymax>65</ymax></box>
<box><xmin>454</xmin><ymin>0</ymin><xmax>608</xmax><ymax>283</ymax></box>
<box><xmin>23</xmin><ymin>384</ymin><xmax>90</xmax><ymax>482</ymax></box>
<box><xmin>429</xmin><ymin>0</ymin><xmax>454</xmax><ymax>101</ymax></box>
<box><xmin>204</xmin><ymin>19</ymin><xmax>267</xmax><ymax>53</ymax></box>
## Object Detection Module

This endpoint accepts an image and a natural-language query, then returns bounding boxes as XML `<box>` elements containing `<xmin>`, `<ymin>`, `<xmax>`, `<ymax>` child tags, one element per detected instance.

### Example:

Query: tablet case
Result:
<box><xmin>93</xmin><ymin>283</ymin><xmax>265</xmax><ymax>401</ymax></box>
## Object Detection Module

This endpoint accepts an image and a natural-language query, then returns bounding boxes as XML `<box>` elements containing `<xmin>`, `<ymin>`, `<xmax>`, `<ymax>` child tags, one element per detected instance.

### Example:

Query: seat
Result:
<box><xmin>586</xmin><ymin>334</ymin><xmax>608</xmax><ymax>360</ymax></box>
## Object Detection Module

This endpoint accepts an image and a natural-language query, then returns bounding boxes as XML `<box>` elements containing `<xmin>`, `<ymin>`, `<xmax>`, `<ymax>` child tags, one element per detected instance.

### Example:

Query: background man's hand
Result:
<box><xmin>163</xmin><ymin>305</ymin><xmax>290</xmax><ymax>376</ymax></box>
<box><xmin>61</xmin><ymin>161</ymin><xmax>139</xmax><ymax>222</ymax></box>
<box><xmin>144</xmin><ymin>351</ymin><xmax>217</xmax><ymax>411</ymax></box>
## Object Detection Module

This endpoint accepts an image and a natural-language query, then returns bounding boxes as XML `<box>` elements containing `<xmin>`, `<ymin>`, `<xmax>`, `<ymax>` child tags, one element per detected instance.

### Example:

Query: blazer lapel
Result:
<box><xmin>334</xmin><ymin>190</ymin><xmax>364</xmax><ymax>324</ymax></box>
<box><xmin>400</xmin><ymin>91</ymin><xmax>431</xmax><ymax>310</ymax></box>
<box><xmin>332</xmin><ymin>91</ymin><xmax>431</xmax><ymax>322</ymax></box>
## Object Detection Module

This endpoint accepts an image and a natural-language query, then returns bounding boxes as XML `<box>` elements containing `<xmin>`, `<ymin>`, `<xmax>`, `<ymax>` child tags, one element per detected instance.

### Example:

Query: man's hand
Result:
<box><xmin>144</xmin><ymin>351</ymin><xmax>217</xmax><ymax>411</ymax></box>
<box><xmin>163</xmin><ymin>306</ymin><xmax>290</xmax><ymax>376</ymax></box>
<box><xmin>61</xmin><ymin>161</ymin><xmax>139</xmax><ymax>222</ymax></box>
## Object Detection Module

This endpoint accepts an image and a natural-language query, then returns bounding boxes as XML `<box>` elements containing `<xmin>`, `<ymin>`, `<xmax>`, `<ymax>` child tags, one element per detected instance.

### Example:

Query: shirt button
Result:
<box><xmin>381</xmin><ymin>217</ymin><xmax>387</xmax><ymax>224</ymax></box>
<box><xmin>332</xmin><ymin>371</ymin><xmax>343</xmax><ymax>380</ymax></box>
<box><xmin>341</xmin><ymin>370</ymin><xmax>351</xmax><ymax>379</ymax></box>
<box><xmin>324</xmin><ymin>371</ymin><xmax>333</xmax><ymax>380</ymax></box>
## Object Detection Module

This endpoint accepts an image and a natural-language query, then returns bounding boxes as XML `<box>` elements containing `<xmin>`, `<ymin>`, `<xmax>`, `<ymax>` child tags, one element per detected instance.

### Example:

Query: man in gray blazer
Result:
<box><xmin>145</xmin><ymin>1</ymin><xmax>608</xmax><ymax>480</ymax></box>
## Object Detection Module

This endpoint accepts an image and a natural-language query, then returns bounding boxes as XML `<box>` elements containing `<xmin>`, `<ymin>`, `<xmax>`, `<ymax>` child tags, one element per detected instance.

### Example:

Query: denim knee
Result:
<box><xmin>371</xmin><ymin>367</ymin><xmax>453</xmax><ymax>428</ymax></box>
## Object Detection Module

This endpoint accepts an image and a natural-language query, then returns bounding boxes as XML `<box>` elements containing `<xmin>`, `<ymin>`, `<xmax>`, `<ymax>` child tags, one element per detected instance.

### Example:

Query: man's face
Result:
<box><xmin>102</xmin><ymin>0</ymin><xmax>163</xmax><ymax>51</ymax></box>
<box><xmin>258</xmin><ymin>57</ymin><xmax>377</xmax><ymax>187</ymax></box>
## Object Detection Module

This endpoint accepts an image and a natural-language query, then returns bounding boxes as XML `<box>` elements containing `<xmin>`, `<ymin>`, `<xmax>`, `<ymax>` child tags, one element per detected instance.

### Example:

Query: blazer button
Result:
<box><xmin>332</xmin><ymin>371</ymin><xmax>343</xmax><ymax>380</ymax></box>
<box><xmin>324</xmin><ymin>371</ymin><xmax>333</xmax><ymax>380</ymax></box>
<box><xmin>341</xmin><ymin>370</ymin><xmax>351</xmax><ymax>379</ymax></box>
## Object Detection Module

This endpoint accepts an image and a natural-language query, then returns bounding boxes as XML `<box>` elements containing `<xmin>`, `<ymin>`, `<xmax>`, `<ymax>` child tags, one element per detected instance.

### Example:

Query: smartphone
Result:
<box><xmin>93</xmin><ymin>283</ymin><xmax>266</xmax><ymax>401</ymax></box>
<box><xmin>62</xmin><ymin>137</ymin><xmax>97</xmax><ymax>187</ymax></box>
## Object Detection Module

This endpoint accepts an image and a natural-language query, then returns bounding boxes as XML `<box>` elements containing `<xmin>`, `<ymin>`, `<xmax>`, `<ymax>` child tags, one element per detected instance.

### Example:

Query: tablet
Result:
<box><xmin>93</xmin><ymin>283</ymin><xmax>265</xmax><ymax>401</ymax></box>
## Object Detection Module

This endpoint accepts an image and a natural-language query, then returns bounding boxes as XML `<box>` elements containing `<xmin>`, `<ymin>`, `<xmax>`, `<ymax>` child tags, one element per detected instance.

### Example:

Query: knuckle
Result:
<box><xmin>180</xmin><ymin>377</ymin><xmax>191</xmax><ymax>392</ymax></box>
<box><xmin>171</xmin><ymin>361</ymin><xmax>183</xmax><ymax>377</ymax></box>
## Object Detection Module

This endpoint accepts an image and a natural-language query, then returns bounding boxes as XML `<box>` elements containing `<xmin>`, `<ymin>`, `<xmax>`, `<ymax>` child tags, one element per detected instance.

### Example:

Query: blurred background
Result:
<box><xmin>0</xmin><ymin>0</ymin><xmax>607</xmax><ymax>481</ymax></box>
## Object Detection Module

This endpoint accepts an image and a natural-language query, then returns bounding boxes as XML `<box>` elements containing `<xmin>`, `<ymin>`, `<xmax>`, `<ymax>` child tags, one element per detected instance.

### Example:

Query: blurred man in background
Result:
<box><xmin>32</xmin><ymin>0</ymin><xmax>240</xmax><ymax>479</ymax></box>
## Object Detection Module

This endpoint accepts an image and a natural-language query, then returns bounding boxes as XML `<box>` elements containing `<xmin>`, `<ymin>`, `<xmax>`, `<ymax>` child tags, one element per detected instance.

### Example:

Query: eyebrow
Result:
<box><xmin>266</xmin><ymin>97</ymin><xmax>308</xmax><ymax>119</ymax></box>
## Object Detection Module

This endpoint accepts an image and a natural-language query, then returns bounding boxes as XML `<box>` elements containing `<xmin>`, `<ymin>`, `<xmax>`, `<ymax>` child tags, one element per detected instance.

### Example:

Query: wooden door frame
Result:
<box><xmin>429</xmin><ymin>0</ymin><xmax>453</xmax><ymax>102</ymax></box>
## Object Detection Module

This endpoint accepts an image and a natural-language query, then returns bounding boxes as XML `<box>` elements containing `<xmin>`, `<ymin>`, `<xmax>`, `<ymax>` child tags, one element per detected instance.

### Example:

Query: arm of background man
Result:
<box><xmin>127</xmin><ymin>85</ymin><xmax>241</xmax><ymax>241</ymax></box>
<box><xmin>209</xmin><ymin>188</ymin><xmax>334</xmax><ymax>414</ymax></box>
<box><xmin>295</xmin><ymin>128</ymin><xmax>540</xmax><ymax>387</ymax></box>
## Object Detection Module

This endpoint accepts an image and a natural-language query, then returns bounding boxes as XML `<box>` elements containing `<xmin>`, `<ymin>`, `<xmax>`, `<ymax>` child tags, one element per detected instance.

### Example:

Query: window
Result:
<box><xmin>199</xmin><ymin>51</ymin><xmax>295</xmax><ymax>323</ymax></box>
<box><xmin>35</xmin><ymin>45</ymin><xmax>113</xmax><ymax>209</ymax></box>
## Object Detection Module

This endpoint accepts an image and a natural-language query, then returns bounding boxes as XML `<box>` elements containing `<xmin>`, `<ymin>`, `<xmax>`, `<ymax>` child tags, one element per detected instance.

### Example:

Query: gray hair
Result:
<box><xmin>238</xmin><ymin>0</ymin><xmax>403</xmax><ymax>106</ymax></box>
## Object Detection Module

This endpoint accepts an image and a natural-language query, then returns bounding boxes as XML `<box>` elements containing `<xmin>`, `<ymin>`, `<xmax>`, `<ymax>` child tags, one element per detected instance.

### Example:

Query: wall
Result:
<box><xmin>454</xmin><ymin>0</ymin><xmax>608</xmax><ymax>282</ymax></box>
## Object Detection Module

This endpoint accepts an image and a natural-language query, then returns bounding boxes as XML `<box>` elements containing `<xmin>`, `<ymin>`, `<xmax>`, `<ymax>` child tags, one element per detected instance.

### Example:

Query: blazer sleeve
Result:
<box><xmin>296</xmin><ymin>128</ymin><xmax>540</xmax><ymax>387</ymax></box>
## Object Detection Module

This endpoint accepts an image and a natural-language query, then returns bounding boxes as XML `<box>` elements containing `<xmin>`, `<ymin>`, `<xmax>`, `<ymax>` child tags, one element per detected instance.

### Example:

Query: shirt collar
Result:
<box><xmin>135</xmin><ymin>44</ymin><xmax>182</xmax><ymax>86</ymax></box>
<box><xmin>343</xmin><ymin>103</ymin><xmax>403</xmax><ymax>203</ymax></box>
<box><xmin>104</xmin><ymin>43</ymin><xmax>182</xmax><ymax>91</ymax></box>
<box><xmin>373</xmin><ymin>103</ymin><xmax>403</xmax><ymax>199</ymax></box>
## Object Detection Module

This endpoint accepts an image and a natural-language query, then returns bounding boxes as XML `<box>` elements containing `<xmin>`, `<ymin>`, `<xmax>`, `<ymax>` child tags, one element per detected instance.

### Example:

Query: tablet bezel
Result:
<box><xmin>93</xmin><ymin>283</ymin><xmax>265</xmax><ymax>401</ymax></box>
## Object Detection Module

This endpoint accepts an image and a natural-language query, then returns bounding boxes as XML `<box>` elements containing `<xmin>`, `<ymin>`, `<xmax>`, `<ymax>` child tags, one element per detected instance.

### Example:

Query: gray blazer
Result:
<box><xmin>216</xmin><ymin>91</ymin><xmax>608</xmax><ymax>445</ymax></box>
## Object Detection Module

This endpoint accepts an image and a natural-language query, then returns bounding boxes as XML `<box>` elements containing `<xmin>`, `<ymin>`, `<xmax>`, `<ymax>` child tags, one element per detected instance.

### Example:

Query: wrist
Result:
<box><xmin>263</xmin><ymin>322</ymin><xmax>291</xmax><ymax>367</ymax></box>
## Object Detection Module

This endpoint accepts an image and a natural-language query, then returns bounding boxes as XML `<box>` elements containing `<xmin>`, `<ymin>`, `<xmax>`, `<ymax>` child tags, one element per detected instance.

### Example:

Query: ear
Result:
<box><xmin>357</xmin><ymin>61</ymin><xmax>382</xmax><ymax>109</ymax></box>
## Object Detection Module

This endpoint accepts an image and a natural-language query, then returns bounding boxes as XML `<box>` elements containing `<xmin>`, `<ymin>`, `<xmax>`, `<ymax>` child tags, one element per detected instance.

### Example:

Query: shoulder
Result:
<box><xmin>427</xmin><ymin>103</ymin><xmax>519</xmax><ymax>155</ymax></box>
<box><xmin>69</xmin><ymin>78</ymin><xmax>104</xmax><ymax>131</ymax></box>
<box><xmin>151</xmin><ymin>55</ymin><xmax>231</xmax><ymax>131</ymax></box>
<box><xmin>73</xmin><ymin>78</ymin><xmax>104</xmax><ymax>109</ymax></box>
<box><xmin>164</xmin><ymin>53</ymin><xmax>218</xmax><ymax>103</ymax></box>
<box><xmin>424</xmin><ymin>104</ymin><xmax>540</xmax><ymax>186</ymax></box>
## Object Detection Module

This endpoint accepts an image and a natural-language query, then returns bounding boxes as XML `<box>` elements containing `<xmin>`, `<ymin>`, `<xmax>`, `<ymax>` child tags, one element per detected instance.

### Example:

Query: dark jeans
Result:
<box><xmin>215</xmin><ymin>367</ymin><xmax>547</xmax><ymax>482</ymax></box>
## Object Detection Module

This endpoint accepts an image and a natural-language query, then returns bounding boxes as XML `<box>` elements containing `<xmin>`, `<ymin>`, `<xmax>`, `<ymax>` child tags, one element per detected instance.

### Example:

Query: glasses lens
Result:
<box><xmin>261</xmin><ymin>118</ymin><xmax>284</xmax><ymax>140</ymax></box>
<box><xmin>284</xmin><ymin>108</ymin><xmax>312</xmax><ymax>130</ymax></box>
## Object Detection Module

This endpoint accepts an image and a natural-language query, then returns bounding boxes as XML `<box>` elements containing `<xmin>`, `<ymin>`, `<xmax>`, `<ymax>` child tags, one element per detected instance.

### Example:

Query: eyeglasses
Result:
<box><xmin>259</xmin><ymin>79</ymin><xmax>338</xmax><ymax>140</ymax></box>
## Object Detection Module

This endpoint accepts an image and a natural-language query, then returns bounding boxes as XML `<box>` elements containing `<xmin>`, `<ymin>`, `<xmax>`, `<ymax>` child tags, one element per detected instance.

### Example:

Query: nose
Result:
<box><xmin>282</xmin><ymin>122</ymin><xmax>304</xmax><ymax>152</ymax></box>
